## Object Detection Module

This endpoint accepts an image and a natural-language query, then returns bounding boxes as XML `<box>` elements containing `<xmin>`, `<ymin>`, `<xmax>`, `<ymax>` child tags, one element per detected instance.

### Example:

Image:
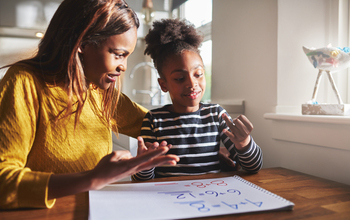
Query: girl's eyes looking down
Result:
<box><xmin>196</xmin><ymin>70</ymin><xmax>204</xmax><ymax>77</ymax></box>
<box><xmin>173</xmin><ymin>69</ymin><xmax>205</xmax><ymax>82</ymax></box>
<box><xmin>174</xmin><ymin>76</ymin><xmax>184</xmax><ymax>82</ymax></box>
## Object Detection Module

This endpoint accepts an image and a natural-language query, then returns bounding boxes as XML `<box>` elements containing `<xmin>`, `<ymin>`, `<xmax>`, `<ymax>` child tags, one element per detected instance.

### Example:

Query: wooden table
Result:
<box><xmin>1</xmin><ymin>167</ymin><xmax>350</xmax><ymax>220</ymax></box>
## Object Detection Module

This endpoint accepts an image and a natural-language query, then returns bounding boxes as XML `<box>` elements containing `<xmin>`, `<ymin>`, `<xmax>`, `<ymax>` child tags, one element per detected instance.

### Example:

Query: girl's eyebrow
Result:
<box><xmin>170</xmin><ymin>64</ymin><xmax>204</xmax><ymax>74</ymax></box>
<box><xmin>170</xmin><ymin>69</ymin><xmax>186</xmax><ymax>74</ymax></box>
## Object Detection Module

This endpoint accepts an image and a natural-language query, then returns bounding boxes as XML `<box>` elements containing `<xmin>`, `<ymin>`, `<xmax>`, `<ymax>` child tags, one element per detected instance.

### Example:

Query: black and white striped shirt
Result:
<box><xmin>132</xmin><ymin>103</ymin><xmax>263</xmax><ymax>180</ymax></box>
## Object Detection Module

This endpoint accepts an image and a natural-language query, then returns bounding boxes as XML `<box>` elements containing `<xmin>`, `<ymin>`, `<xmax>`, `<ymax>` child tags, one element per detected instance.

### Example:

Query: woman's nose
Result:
<box><xmin>117</xmin><ymin>61</ymin><xmax>127</xmax><ymax>72</ymax></box>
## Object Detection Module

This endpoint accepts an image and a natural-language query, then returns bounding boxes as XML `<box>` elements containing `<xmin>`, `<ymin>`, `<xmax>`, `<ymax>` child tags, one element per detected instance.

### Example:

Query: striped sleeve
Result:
<box><xmin>218</xmin><ymin>106</ymin><xmax>263</xmax><ymax>173</ymax></box>
<box><xmin>234</xmin><ymin>137</ymin><xmax>263</xmax><ymax>173</ymax></box>
<box><xmin>131</xmin><ymin>112</ymin><xmax>156</xmax><ymax>181</ymax></box>
<box><xmin>140</xmin><ymin>112</ymin><xmax>157</xmax><ymax>143</ymax></box>
<box><xmin>131</xmin><ymin>168</ymin><xmax>155</xmax><ymax>181</ymax></box>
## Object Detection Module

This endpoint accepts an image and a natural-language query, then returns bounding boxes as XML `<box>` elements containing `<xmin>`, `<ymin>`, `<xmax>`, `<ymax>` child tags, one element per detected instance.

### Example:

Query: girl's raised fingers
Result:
<box><xmin>237</xmin><ymin>115</ymin><xmax>253</xmax><ymax>132</ymax></box>
<box><xmin>223</xmin><ymin>113</ymin><xmax>236</xmax><ymax>131</ymax></box>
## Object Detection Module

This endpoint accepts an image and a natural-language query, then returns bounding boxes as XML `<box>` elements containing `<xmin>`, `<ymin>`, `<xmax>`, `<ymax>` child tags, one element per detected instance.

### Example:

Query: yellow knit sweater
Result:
<box><xmin>0</xmin><ymin>66</ymin><xmax>147</xmax><ymax>209</ymax></box>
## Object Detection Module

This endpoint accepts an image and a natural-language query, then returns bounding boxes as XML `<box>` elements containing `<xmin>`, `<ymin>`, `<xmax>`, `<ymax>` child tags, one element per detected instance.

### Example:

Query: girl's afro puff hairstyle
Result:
<box><xmin>144</xmin><ymin>18</ymin><xmax>204</xmax><ymax>77</ymax></box>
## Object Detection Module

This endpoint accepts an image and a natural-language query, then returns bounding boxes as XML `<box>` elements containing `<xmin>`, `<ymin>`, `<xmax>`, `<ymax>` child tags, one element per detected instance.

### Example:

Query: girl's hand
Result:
<box><xmin>88</xmin><ymin>147</ymin><xmax>179</xmax><ymax>190</ymax></box>
<box><xmin>137</xmin><ymin>136</ymin><xmax>171</xmax><ymax>156</ymax></box>
<box><xmin>222</xmin><ymin>114</ymin><xmax>253</xmax><ymax>151</ymax></box>
<box><xmin>218</xmin><ymin>147</ymin><xmax>236</xmax><ymax>167</ymax></box>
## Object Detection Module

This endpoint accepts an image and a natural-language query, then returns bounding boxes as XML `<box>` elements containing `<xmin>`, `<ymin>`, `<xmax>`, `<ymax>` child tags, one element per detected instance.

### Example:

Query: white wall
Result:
<box><xmin>0</xmin><ymin>37</ymin><xmax>40</xmax><ymax>77</ymax></box>
<box><xmin>278</xmin><ymin>0</ymin><xmax>349</xmax><ymax>110</ymax></box>
<box><xmin>211</xmin><ymin>0</ymin><xmax>278</xmax><ymax>168</ymax></box>
<box><xmin>212</xmin><ymin>0</ymin><xmax>350</xmax><ymax>185</ymax></box>
<box><xmin>276</xmin><ymin>0</ymin><xmax>350</xmax><ymax>185</ymax></box>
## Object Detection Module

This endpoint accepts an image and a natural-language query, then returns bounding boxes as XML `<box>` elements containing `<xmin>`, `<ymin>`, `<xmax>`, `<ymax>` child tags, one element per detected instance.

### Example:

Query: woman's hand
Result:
<box><xmin>48</xmin><ymin>146</ymin><xmax>179</xmax><ymax>199</ymax></box>
<box><xmin>89</xmin><ymin>146</ymin><xmax>179</xmax><ymax>190</ymax></box>
<box><xmin>222</xmin><ymin>114</ymin><xmax>253</xmax><ymax>151</ymax></box>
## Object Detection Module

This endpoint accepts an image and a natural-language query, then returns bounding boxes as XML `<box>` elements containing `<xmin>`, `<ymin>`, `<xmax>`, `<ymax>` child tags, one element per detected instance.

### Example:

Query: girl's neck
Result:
<box><xmin>167</xmin><ymin>103</ymin><xmax>201</xmax><ymax>114</ymax></box>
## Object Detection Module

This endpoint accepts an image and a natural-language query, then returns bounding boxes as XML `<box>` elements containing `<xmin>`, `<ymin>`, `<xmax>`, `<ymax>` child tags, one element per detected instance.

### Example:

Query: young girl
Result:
<box><xmin>132</xmin><ymin>19</ymin><xmax>262</xmax><ymax>180</ymax></box>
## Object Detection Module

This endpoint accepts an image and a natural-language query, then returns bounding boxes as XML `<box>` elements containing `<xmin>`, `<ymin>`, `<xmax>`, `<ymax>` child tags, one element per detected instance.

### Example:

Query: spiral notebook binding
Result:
<box><xmin>233</xmin><ymin>175</ymin><xmax>294</xmax><ymax>205</ymax></box>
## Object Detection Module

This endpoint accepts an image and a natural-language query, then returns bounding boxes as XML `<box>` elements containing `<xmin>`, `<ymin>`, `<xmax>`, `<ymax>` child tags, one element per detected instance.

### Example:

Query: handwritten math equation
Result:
<box><xmin>157</xmin><ymin>179</ymin><xmax>263</xmax><ymax>212</ymax></box>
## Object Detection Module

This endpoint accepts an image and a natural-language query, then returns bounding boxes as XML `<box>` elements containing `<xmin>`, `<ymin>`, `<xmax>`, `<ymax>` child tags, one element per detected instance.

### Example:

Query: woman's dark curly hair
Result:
<box><xmin>144</xmin><ymin>18</ymin><xmax>204</xmax><ymax>78</ymax></box>
<box><xmin>2</xmin><ymin>0</ymin><xmax>139</xmax><ymax>130</ymax></box>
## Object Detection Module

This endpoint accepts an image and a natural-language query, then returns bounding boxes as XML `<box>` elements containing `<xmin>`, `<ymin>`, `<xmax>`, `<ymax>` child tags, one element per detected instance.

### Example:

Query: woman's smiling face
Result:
<box><xmin>80</xmin><ymin>27</ymin><xmax>137</xmax><ymax>90</ymax></box>
<box><xmin>159</xmin><ymin>50</ymin><xmax>206</xmax><ymax>113</ymax></box>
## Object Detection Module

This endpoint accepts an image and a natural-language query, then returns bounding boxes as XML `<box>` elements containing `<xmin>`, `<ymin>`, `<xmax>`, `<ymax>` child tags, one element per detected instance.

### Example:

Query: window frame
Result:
<box><xmin>178</xmin><ymin>0</ymin><xmax>213</xmax><ymax>102</ymax></box>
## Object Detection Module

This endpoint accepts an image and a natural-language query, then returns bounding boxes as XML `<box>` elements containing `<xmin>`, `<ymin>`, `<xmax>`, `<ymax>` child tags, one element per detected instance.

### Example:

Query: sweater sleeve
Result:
<box><xmin>113</xmin><ymin>92</ymin><xmax>148</xmax><ymax>138</ymax></box>
<box><xmin>0</xmin><ymin>67</ymin><xmax>55</xmax><ymax>209</ymax></box>
<box><xmin>218</xmin><ymin>106</ymin><xmax>263</xmax><ymax>173</ymax></box>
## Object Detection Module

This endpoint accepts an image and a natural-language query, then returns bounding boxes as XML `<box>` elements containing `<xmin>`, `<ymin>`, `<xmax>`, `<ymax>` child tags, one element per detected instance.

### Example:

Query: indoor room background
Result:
<box><xmin>0</xmin><ymin>0</ymin><xmax>349</xmax><ymax>185</ymax></box>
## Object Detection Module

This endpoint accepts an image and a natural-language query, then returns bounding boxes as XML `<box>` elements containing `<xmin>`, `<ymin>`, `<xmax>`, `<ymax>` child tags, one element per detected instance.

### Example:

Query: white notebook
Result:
<box><xmin>89</xmin><ymin>175</ymin><xmax>294</xmax><ymax>220</ymax></box>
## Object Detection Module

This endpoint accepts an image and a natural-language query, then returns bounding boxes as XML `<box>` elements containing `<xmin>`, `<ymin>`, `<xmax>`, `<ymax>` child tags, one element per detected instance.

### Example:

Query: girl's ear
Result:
<box><xmin>158</xmin><ymin>78</ymin><xmax>168</xmax><ymax>92</ymax></box>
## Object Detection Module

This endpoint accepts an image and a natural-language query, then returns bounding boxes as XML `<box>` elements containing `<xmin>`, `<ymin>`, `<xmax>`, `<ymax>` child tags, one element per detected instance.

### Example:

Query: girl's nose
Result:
<box><xmin>187</xmin><ymin>76</ymin><xmax>198</xmax><ymax>88</ymax></box>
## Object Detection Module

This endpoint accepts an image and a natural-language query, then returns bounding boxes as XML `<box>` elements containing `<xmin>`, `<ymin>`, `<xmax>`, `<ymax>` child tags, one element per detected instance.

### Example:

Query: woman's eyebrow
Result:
<box><xmin>109</xmin><ymin>48</ymin><xmax>130</xmax><ymax>55</ymax></box>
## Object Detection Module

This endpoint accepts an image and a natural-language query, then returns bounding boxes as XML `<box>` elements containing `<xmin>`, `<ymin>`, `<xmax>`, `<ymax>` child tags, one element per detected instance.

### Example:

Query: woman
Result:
<box><xmin>0</xmin><ymin>0</ymin><xmax>178</xmax><ymax>209</ymax></box>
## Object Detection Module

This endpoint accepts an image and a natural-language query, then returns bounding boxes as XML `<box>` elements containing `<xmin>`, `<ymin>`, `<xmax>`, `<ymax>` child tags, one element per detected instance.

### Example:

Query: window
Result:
<box><xmin>330</xmin><ymin>0</ymin><xmax>350</xmax><ymax>104</ymax></box>
<box><xmin>346</xmin><ymin>0</ymin><xmax>350</xmax><ymax>103</ymax></box>
<box><xmin>180</xmin><ymin>0</ymin><xmax>212</xmax><ymax>102</ymax></box>
<box><xmin>276</xmin><ymin>0</ymin><xmax>350</xmax><ymax>113</ymax></box>
<box><xmin>182</xmin><ymin>0</ymin><xmax>212</xmax><ymax>28</ymax></box>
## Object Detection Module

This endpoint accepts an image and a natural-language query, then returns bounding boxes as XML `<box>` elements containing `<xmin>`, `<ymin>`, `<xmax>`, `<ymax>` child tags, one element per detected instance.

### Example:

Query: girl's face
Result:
<box><xmin>80</xmin><ymin>27</ymin><xmax>137</xmax><ymax>90</ymax></box>
<box><xmin>159</xmin><ymin>50</ymin><xmax>206</xmax><ymax>113</ymax></box>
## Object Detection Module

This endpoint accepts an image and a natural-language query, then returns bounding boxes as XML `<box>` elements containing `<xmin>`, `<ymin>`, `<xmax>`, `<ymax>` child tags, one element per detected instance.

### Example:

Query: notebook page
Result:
<box><xmin>89</xmin><ymin>175</ymin><xmax>294</xmax><ymax>220</ymax></box>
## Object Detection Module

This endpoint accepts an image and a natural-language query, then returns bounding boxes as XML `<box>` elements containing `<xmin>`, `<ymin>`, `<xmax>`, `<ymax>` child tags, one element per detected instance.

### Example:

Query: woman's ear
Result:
<box><xmin>78</xmin><ymin>46</ymin><xmax>84</xmax><ymax>54</ymax></box>
<box><xmin>78</xmin><ymin>43</ymin><xmax>86</xmax><ymax>54</ymax></box>
<box><xmin>158</xmin><ymin>78</ymin><xmax>168</xmax><ymax>92</ymax></box>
